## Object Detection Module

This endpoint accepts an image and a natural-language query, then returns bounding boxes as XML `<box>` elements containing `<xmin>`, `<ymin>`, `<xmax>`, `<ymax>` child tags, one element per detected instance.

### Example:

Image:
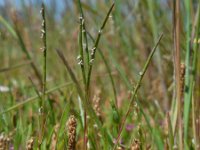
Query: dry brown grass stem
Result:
<box><xmin>174</xmin><ymin>0</ymin><xmax>183</xmax><ymax>149</ymax></box>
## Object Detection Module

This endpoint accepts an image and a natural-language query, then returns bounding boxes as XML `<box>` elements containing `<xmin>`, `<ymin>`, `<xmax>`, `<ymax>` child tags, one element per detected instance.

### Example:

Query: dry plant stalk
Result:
<box><xmin>67</xmin><ymin>115</ymin><xmax>77</xmax><ymax>150</ymax></box>
<box><xmin>174</xmin><ymin>0</ymin><xmax>183</xmax><ymax>149</ymax></box>
<box><xmin>26</xmin><ymin>137</ymin><xmax>34</xmax><ymax>150</ymax></box>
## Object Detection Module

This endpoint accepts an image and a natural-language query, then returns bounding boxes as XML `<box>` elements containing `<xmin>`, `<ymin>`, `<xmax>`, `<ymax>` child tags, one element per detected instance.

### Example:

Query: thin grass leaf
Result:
<box><xmin>0</xmin><ymin>81</ymin><xmax>74</xmax><ymax>115</ymax></box>
<box><xmin>86</xmin><ymin>3</ymin><xmax>115</xmax><ymax>93</ymax></box>
<box><xmin>87</xmin><ymin>31</ymin><xmax>118</xmax><ymax>108</ymax></box>
<box><xmin>77</xmin><ymin>0</ymin><xmax>90</xmax><ymax>68</ymax></box>
<box><xmin>184</xmin><ymin>1</ymin><xmax>200</xmax><ymax>148</ymax></box>
<box><xmin>0</xmin><ymin>61</ymin><xmax>31</xmax><ymax>73</ymax></box>
<box><xmin>0</xmin><ymin>15</ymin><xmax>17</xmax><ymax>38</ymax></box>
<box><xmin>113</xmin><ymin>33</ymin><xmax>163</xmax><ymax>149</ymax></box>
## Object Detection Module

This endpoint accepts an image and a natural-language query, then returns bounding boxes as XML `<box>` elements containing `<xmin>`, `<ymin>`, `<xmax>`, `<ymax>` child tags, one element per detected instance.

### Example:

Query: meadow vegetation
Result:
<box><xmin>0</xmin><ymin>0</ymin><xmax>200</xmax><ymax>149</ymax></box>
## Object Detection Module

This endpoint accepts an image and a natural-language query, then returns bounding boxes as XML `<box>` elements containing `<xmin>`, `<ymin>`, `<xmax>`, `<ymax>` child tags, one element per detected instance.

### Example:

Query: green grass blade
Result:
<box><xmin>0</xmin><ymin>81</ymin><xmax>74</xmax><ymax>115</ymax></box>
<box><xmin>183</xmin><ymin>0</ymin><xmax>192</xmax><ymax>147</ymax></box>
<box><xmin>0</xmin><ymin>15</ymin><xmax>17</xmax><ymax>38</ymax></box>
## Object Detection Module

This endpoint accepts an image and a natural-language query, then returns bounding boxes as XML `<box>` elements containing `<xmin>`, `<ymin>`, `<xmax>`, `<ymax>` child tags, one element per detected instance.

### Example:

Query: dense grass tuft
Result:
<box><xmin>0</xmin><ymin>1</ymin><xmax>199</xmax><ymax>149</ymax></box>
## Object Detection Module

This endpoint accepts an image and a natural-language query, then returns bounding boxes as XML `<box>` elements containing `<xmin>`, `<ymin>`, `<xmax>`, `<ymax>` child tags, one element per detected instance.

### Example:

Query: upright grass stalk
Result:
<box><xmin>77</xmin><ymin>0</ymin><xmax>90</xmax><ymax>67</ymax></box>
<box><xmin>78</xmin><ymin>16</ymin><xmax>86</xmax><ymax>85</ymax></box>
<box><xmin>41</xmin><ymin>3</ymin><xmax>47</xmax><ymax>110</ymax></box>
<box><xmin>77</xmin><ymin>2</ymin><xmax>115</xmax><ymax>149</ymax></box>
<box><xmin>55</xmin><ymin>49</ymin><xmax>115</xmax><ymax>147</ymax></box>
<box><xmin>76</xmin><ymin>2</ymin><xmax>93</xmax><ymax>146</ymax></box>
<box><xmin>188</xmin><ymin>3</ymin><xmax>200</xmax><ymax>149</ymax></box>
<box><xmin>113</xmin><ymin>34</ymin><xmax>163</xmax><ymax>150</ymax></box>
<box><xmin>86</xmin><ymin>32</ymin><xmax>118</xmax><ymax>108</ymax></box>
<box><xmin>191</xmin><ymin>86</ymin><xmax>197</xmax><ymax>150</ymax></box>
<box><xmin>86</xmin><ymin>3</ymin><xmax>115</xmax><ymax>96</ymax></box>
<box><xmin>183</xmin><ymin>0</ymin><xmax>193</xmax><ymax>148</ymax></box>
<box><xmin>78</xmin><ymin>8</ymin><xmax>87</xmax><ymax>150</ymax></box>
<box><xmin>173</xmin><ymin>0</ymin><xmax>183</xmax><ymax>149</ymax></box>
<box><xmin>39</xmin><ymin>3</ymin><xmax>47</xmax><ymax>146</ymax></box>
<box><xmin>81</xmin><ymin>4</ymin><xmax>114</xmax><ymax>148</ymax></box>
<box><xmin>167</xmin><ymin>112</ymin><xmax>174</xmax><ymax>149</ymax></box>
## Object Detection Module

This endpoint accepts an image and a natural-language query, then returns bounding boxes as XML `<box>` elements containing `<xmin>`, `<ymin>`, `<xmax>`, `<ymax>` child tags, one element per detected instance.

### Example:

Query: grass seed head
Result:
<box><xmin>50</xmin><ymin>124</ymin><xmax>60</xmax><ymax>150</ymax></box>
<box><xmin>67</xmin><ymin>115</ymin><xmax>77</xmax><ymax>150</ymax></box>
<box><xmin>26</xmin><ymin>137</ymin><xmax>34</xmax><ymax>150</ymax></box>
<box><xmin>130</xmin><ymin>139</ymin><xmax>140</xmax><ymax>150</ymax></box>
<box><xmin>0</xmin><ymin>134</ymin><xmax>11</xmax><ymax>150</ymax></box>
<box><xmin>93</xmin><ymin>91</ymin><xmax>101</xmax><ymax>117</ymax></box>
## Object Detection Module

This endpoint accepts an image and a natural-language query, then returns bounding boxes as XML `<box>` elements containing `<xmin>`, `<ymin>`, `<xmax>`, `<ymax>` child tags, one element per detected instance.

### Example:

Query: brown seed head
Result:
<box><xmin>50</xmin><ymin>124</ymin><xmax>60</xmax><ymax>150</ymax></box>
<box><xmin>0</xmin><ymin>134</ymin><xmax>10</xmax><ymax>150</ymax></box>
<box><xmin>26</xmin><ymin>137</ymin><xmax>34</xmax><ymax>150</ymax></box>
<box><xmin>67</xmin><ymin>115</ymin><xmax>77</xmax><ymax>150</ymax></box>
<box><xmin>93</xmin><ymin>91</ymin><xmax>101</xmax><ymax>117</ymax></box>
<box><xmin>130</xmin><ymin>139</ymin><xmax>140</xmax><ymax>150</ymax></box>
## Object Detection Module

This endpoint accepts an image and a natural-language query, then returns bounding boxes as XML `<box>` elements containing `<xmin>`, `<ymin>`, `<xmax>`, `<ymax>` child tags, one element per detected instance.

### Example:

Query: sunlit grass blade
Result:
<box><xmin>55</xmin><ymin>49</ymin><xmax>84</xmax><ymax>100</ymax></box>
<box><xmin>184</xmin><ymin>1</ymin><xmax>200</xmax><ymax>148</ymax></box>
<box><xmin>86</xmin><ymin>3</ymin><xmax>115</xmax><ymax>93</ymax></box>
<box><xmin>87</xmin><ymin>31</ymin><xmax>118</xmax><ymax>108</ymax></box>
<box><xmin>113</xmin><ymin>33</ymin><xmax>163</xmax><ymax>149</ymax></box>
<box><xmin>77</xmin><ymin>0</ymin><xmax>90</xmax><ymax>69</ymax></box>
<box><xmin>0</xmin><ymin>15</ymin><xmax>17</xmax><ymax>38</ymax></box>
<box><xmin>136</xmin><ymin>98</ymin><xmax>164</xmax><ymax>149</ymax></box>
<box><xmin>0</xmin><ymin>81</ymin><xmax>74</xmax><ymax>115</ymax></box>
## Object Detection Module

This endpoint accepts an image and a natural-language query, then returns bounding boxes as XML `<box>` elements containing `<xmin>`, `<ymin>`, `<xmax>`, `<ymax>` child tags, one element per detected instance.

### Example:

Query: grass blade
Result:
<box><xmin>113</xmin><ymin>33</ymin><xmax>163</xmax><ymax>149</ymax></box>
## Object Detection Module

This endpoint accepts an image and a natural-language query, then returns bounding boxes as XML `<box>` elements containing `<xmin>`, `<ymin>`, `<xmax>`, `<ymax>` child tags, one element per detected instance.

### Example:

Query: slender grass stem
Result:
<box><xmin>78</xmin><ymin>15</ymin><xmax>88</xmax><ymax>150</ymax></box>
<box><xmin>78</xmin><ymin>16</ymin><xmax>86</xmax><ymax>85</ymax></box>
<box><xmin>77</xmin><ymin>2</ymin><xmax>91</xmax><ymax>148</ymax></box>
<box><xmin>86</xmin><ymin>3</ymin><xmax>115</xmax><ymax>95</ymax></box>
<box><xmin>174</xmin><ymin>0</ymin><xmax>183</xmax><ymax>149</ymax></box>
<box><xmin>40</xmin><ymin>3</ymin><xmax>47</xmax><ymax>145</ymax></box>
<box><xmin>41</xmin><ymin>2</ymin><xmax>47</xmax><ymax>110</ymax></box>
<box><xmin>55</xmin><ymin>48</ymin><xmax>114</xmax><ymax>146</ymax></box>
<box><xmin>191</xmin><ymin>85</ymin><xmax>197</xmax><ymax>150</ymax></box>
<box><xmin>113</xmin><ymin>34</ymin><xmax>163</xmax><ymax>149</ymax></box>
<box><xmin>0</xmin><ymin>81</ymin><xmax>74</xmax><ymax>115</ymax></box>
<box><xmin>86</xmin><ymin>31</ymin><xmax>118</xmax><ymax>108</ymax></box>
<box><xmin>184</xmin><ymin>2</ymin><xmax>200</xmax><ymax>147</ymax></box>
<box><xmin>77</xmin><ymin>0</ymin><xmax>90</xmax><ymax>67</ymax></box>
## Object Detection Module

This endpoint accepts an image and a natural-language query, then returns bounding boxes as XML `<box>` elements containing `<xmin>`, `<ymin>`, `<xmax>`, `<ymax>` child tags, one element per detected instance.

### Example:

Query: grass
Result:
<box><xmin>0</xmin><ymin>0</ymin><xmax>200</xmax><ymax>149</ymax></box>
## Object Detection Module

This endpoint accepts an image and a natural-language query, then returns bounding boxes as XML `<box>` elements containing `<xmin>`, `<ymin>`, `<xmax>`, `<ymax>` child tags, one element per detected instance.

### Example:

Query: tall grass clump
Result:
<box><xmin>0</xmin><ymin>1</ymin><xmax>199</xmax><ymax>149</ymax></box>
